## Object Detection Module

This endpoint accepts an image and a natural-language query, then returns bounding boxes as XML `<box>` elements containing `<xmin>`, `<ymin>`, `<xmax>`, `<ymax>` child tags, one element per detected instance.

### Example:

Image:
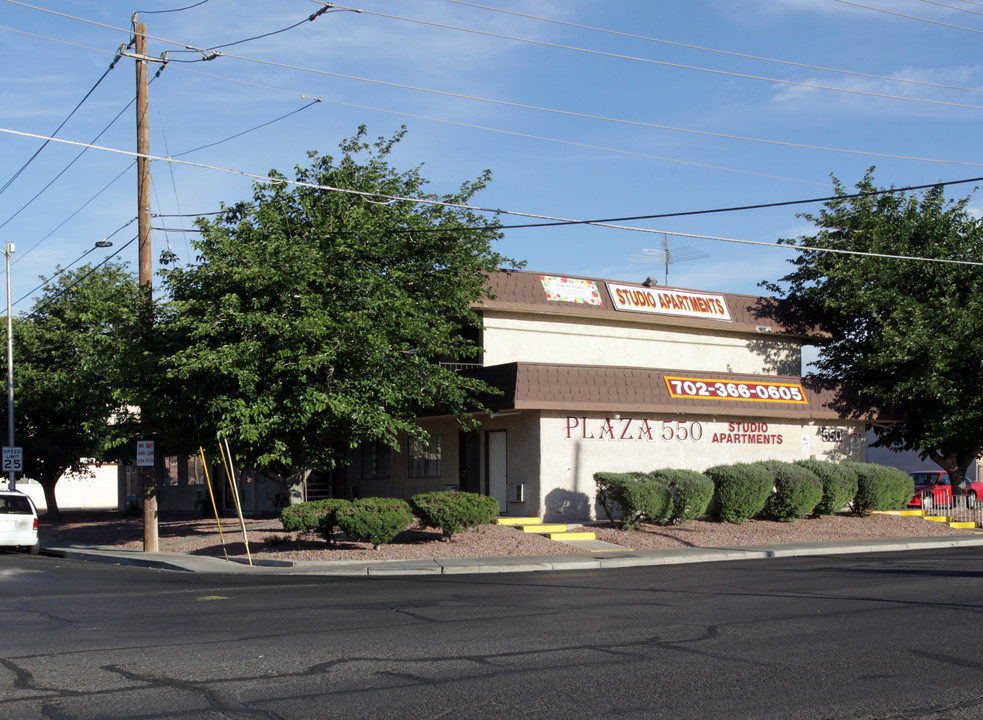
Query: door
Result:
<box><xmin>487</xmin><ymin>430</ymin><xmax>507</xmax><ymax>513</ymax></box>
<box><xmin>459</xmin><ymin>431</ymin><xmax>481</xmax><ymax>494</ymax></box>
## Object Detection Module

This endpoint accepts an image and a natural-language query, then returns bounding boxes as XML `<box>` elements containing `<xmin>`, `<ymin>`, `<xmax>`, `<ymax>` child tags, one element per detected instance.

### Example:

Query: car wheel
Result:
<box><xmin>922</xmin><ymin>495</ymin><xmax>934</xmax><ymax>511</ymax></box>
<box><xmin>27</xmin><ymin>541</ymin><xmax>39</xmax><ymax>555</ymax></box>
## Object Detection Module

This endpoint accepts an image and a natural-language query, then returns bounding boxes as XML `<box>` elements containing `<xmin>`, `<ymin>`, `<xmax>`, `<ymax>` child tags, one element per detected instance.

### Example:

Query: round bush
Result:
<box><xmin>796</xmin><ymin>460</ymin><xmax>858</xmax><ymax>515</ymax></box>
<box><xmin>704</xmin><ymin>463</ymin><xmax>773</xmax><ymax>525</ymax></box>
<box><xmin>410</xmin><ymin>491</ymin><xmax>499</xmax><ymax>538</ymax></box>
<box><xmin>844</xmin><ymin>462</ymin><xmax>915</xmax><ymax>514</ymax></box>
<box><xmin>757</xmin><ymin>460</ymin><xmax>822</xmax><ymax>522</ymax></box>
<box><xmin>337</xmin><ymin>497</ymin><xmax>414</xmax><ymax>548</ymax></box>
<box><xmin>279</xmin><ymin>498</ymin><xmax>352</xmax><ymax>542</ymax></box>
<box><xmin>594</xmin><ymin>472</ymin><xmax>673</xmax><ymax>530</ymax></box>
<box><xmin>649</xmin><ymin>469</ymin><xmax>714</xmax><ymax>523</ymax></box>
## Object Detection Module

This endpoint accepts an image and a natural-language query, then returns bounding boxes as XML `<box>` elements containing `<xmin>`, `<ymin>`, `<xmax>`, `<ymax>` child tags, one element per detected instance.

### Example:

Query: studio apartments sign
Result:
<box><xmin>607</xmin><ymin>283</ymin><xmax>732</xmax><ymax>322</ymax></box>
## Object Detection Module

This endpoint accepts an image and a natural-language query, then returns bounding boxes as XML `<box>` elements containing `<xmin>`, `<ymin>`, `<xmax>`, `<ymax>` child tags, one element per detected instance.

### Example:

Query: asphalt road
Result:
<box><xmin>2</xmin><ymin>548</ymin><xmax>983</xmax><ymax>719</ymax></box>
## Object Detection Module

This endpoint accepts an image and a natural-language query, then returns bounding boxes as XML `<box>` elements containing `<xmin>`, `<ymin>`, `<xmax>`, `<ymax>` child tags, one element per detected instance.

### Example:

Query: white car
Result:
<box><xmin>0</xmin><ymin>490</ymin><xmax>39</xmax><ymax>554</ymax></box>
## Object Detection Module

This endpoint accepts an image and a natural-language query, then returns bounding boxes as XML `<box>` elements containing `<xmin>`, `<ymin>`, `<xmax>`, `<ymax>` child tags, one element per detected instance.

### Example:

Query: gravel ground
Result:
<box><xmin>39</xmin><ymin>511</ymin><xmax>974</xmax><ymax>563</ymax></box>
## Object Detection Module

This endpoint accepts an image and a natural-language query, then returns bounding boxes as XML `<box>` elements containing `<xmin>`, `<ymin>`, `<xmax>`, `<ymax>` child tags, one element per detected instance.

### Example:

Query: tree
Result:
<box><xmin>3</xmin><ymin>262</ymin><xmax>142</xmax><ymax>516</ymax></box>
<box><xmin>155</xmin><ymin>127</ymin><xmax>522</xmax><ymax>497</ymax></box>
<box><xmin>763</xmin><ymin>170</ymin><xmax>983</xmax><ymax>494</ymax></box>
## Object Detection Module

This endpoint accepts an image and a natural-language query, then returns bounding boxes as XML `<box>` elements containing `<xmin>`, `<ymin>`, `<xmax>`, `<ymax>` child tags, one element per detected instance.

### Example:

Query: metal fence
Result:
<box><xmin>920</xmin><ymin>494</ymin><xmax>982</xmax><ymax>526</ymax></box>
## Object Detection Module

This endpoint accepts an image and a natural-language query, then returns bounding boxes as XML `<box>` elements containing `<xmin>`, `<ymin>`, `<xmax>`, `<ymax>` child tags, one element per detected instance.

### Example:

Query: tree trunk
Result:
<box><xmin>266</xmin><ymin>467</ymin><xmax>312</xmax><ymax>506</ymax></box>
<box><xmin>41</xmin><ymin>480</ymin><xmax>59</xmax><ymax>519</ymax></box>
<box><xmin>927</xmin><ymin>450</ymin><xmax>978</xmax><ymax>498</ymax></box>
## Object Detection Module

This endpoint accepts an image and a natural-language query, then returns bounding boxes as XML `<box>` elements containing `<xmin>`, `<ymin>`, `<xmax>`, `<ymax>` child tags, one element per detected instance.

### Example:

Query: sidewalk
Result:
<box><xmin>40</xmin><ymin>533</ymin><xmax>983</xmax><ymax>577</ymax></box>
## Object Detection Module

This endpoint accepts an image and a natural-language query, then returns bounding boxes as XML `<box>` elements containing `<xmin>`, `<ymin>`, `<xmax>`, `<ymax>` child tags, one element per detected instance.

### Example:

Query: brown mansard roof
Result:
<box><xmin>472</xmin><ymin>362</ymin><xmax>854</xmax><ymax>422</ymax></box>
<box><xmin>478</xmin><ymin>269</ymin><xmax>817</xmax><ymax>339</ymax></box>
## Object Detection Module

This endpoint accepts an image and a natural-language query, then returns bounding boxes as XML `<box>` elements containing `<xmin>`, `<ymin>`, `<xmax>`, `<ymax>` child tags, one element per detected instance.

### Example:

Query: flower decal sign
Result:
<box><xmin>539</xmin><ymin>276</ymin><xmax>603</xmax><ymax>305</ymax></box>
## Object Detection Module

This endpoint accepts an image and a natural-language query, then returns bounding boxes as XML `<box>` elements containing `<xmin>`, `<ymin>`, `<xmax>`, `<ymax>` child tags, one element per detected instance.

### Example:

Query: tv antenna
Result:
<box><xmin>628</xmin><ymin>234</ymin><xmax>709</xmax><ymax>285</ymax></box>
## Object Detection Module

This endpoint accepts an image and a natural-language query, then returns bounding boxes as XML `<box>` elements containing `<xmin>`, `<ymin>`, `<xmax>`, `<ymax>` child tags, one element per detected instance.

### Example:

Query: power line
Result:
<box><xmin>0</xmin><ymin>96</ymin><xmax>134</xmax><ymax>235</ymax></box>
<box><xmin>22</xmin><ymin>236</ymin><xmax>135</xmax><ymax>312</ymax></box>
<box><xmin>0</xmin><ymin>48</ymin><xmax>122</xmax><ymax>199</ymax></box>
<box><xmin>439</xmin><ymin>0</ymin><xmax>983</xmax><ymax>97</ymax></box>
<box><xmin>6</xmin><ymin>3</ymin><xmax>983</xmax><ymax>173</ymax></box>
<box><xmin>135</xmin><ymin>0</ymin><xmax>212</xmax><ymax>14</ymax></box>
<box><xmin>153</xmin><ymin>211</ymin><xmax>221</xmax><ymax>217</ymax></box>
<box><xmin>15</xmin><ymin>220</ymin><xmax>136</xmax><ymax>307</ymax></box>
<box><xmin>6</xmin><ymin>123</ymin><xmax>983</xmax><ymax>230</ymax></box>
<box><xmin>200</xmin><ymin>4</ymin><xmax>340</xmax><ymax>52</ymax></box>
<box><xmin>484</xmin><ymin>176</ymin><xmax>983</xmax><ymax>230</ymax></box>
<box><xmin>171</xmin><ymin>99</ymin><xmax>321</xmax><ymax>158</ymax></box>
<box><xmin>834</xmin><ymin>0</ymin><xmax>983</xmax><ymax>33</ymax></box>
<box><xmin>916</xmin><ymin>0</ymin><xmax>983</xmax><ymax>16</ymax></box>
<box><xmin>299</xmin><ymin>2</ymin><xmax>983</xmax><ymax>111</ymax></box>
<box><xmin>10</xmin><ymin>0</ymin><xmax>983</xmax><ymax>111</ymax></box>
<box><xmin>169</xmin><ymin>66</ymin><xmax>832</xmax><ymax>187</ymax></box>
<box><xmin>12</xmin><ymin>162</ymin><xmax>134</xmax><ymax>270</ymax></box>
<box><xmin>0</xmin><ymin>23</ymin><xmax>125</xmax><ymax>57</ymax></box>
<box><xmin>167</xmin><ymin>59</ymin><xmax>983</xmax><ymax>165</ymax></box>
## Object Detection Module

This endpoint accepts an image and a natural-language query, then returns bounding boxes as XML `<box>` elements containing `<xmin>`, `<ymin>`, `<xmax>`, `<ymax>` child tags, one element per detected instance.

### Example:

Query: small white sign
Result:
<box><xmin>800</xmin><ymin>434</ymin><xmax>811</xmax><ymax>452</ymax></box>
<box><xmin>136</xmin><ymin>440</ymin><xmax>155</xmax><ymax>467</ymax></box>
<box><xmin>2</xmin><ymin>446</ymin><xmax>22</xmax><ymax>472</ymax></box>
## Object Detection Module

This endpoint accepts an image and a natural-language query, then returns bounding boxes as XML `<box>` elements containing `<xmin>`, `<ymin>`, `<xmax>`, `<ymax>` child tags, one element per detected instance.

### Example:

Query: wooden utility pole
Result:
<box><xmin>134</xmin><ymin>17</ymin><xmax>158</xmax><ymax>553</ymax></box>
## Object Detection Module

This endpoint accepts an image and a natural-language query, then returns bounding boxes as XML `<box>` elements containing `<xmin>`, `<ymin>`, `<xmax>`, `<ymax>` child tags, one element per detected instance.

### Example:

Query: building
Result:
<box><xmin>342</xmin><ymin>269</ymin><xmax>866</xmax><ymax>522</ymax></box>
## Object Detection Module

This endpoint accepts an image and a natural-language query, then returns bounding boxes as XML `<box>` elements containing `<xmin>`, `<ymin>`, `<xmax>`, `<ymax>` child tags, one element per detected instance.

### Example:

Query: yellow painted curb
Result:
<box><xmin>949</xmin><ymin>521</ymin><xmax>977</xmax><ymax>529</ymax></box>
<box><xmin>547</xmin><ymin>532</ymin><xmax>596</xmax><ymax>541</ymax></box>
<box><xmin>925</xmin><ymin>516</ymin><xmax>952</xmax><ymax>523</ymax></box>
<box><xmin>522</xmin><ymin>524</ymin><xmax>569</xmax><ymax>533</ymax></box>
<box><xmin>495</xmin><ymin>517</ymin><xmax>542</xmax><ymax>526</ymax></box>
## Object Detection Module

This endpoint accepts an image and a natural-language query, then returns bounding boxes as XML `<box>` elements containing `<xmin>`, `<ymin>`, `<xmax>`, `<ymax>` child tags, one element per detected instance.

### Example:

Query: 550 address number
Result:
<box><xmin>665</xmin><ymin>376</ymin><xmax>807</xmax><ymax>404</ymax></box>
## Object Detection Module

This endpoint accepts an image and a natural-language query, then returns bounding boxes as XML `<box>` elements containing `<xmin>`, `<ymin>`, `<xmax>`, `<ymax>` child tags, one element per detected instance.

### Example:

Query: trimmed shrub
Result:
<box><xmin>594</xmin><ymin>472</ymin><xmax>673</xmax><ymax>530</ymax></box>
<box><xmin>704</xmin><ymin>462</ymin><xmax>773</xmax><ymax>524</ymax></box>
<box><xmin>796</xmin><ymin>460</ymin><xmax>858</xmax><ymax>515</ymax></box>
<box><xmin>596</xmin><ymin>472</ymin><xmax>640</xmax><ymax>526</ymax></box>
<box><xmin>279</xmin><ymin>498</ymin><xmax>352</xmax><ymax>544</ymax></box>
<box><xmin>410</xmin><ymin>491</ymin><xmax>499</xmax><ymax>538</ymax></box>
<box><xmin>757</xmin><ymin>461</ymin><xmax>822</xmax><ymax>522</ymax></box>
<box><xmin>844</xmin><ymin>462</ymin><xmax>915</xmax><ymax>515</ymax></box>
<box><xmin>337</xmin><ymin>497</ymin><xmax>414</xmax><ymax>549</ymax></box>
<box><xmin>649</xmin><ymin>469</ymin><xmax>714</xmax><ymax>523</ymax></box>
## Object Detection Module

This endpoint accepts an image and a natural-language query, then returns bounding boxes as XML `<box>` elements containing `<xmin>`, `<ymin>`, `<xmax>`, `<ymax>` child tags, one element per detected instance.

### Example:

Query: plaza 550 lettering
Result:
<box><xmin>565</xmin><ymin>417</ymin><xmax>784</xmax><ymax>445</ymax></box>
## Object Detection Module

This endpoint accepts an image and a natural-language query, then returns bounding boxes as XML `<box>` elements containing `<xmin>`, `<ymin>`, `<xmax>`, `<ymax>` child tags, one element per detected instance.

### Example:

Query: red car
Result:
<box><xmin>907</xmin><ymin>470</ymin><xmax>983</xmax><ymax>511</ymax></box>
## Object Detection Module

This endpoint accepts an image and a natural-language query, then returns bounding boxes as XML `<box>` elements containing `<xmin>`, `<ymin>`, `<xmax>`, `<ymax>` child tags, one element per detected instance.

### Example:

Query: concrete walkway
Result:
<box><xmin>39</xmin><ymin>533</ymin><xmax>983</xmax><ymax>577</ymax></box>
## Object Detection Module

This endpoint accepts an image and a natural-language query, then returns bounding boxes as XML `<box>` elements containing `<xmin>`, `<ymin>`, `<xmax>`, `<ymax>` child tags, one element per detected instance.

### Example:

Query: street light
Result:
<box><xmin>0</xmin><ymin>239</ymin><xmax>113</xmax><ymax>491</ymax></box>
<box><xmin>4</xmin><ymin>241</ymin><xmax>14</xmax><ymax>491</ymax></box>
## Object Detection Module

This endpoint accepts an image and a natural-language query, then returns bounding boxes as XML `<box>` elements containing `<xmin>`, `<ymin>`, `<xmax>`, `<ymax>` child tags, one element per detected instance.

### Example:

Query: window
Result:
<box><xmin>361</xmin><ymin>440</ymin><xmax>391</xmax><ymax>480</ymax></box>
<box><xmin>164</xmin><ymin>455</ymin><xmax>179</xmax><ymax>486</ymax></box>
<box><xmin>408</xmin><ymin>434</ymin><xmax>441</xmax><ymax>478</ymax></box>
<box><xmin>188</xmin><ymin>454</ymin><xmax>207</xmax><ymax>486</ymax></box>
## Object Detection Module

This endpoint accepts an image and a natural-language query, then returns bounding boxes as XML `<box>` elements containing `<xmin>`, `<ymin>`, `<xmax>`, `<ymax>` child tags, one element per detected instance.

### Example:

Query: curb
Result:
<box><xmin>39</xmin><ymin>534</ymin><xmax>983</xmax><ymax>577</ymax></box>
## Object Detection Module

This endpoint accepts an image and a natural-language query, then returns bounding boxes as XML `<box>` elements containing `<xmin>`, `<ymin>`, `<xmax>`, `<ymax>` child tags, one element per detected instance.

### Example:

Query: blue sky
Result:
<box><xmin>2</xmin><ymin>0</ymin><xmax>982</xmax><ymax>309</ymax></box>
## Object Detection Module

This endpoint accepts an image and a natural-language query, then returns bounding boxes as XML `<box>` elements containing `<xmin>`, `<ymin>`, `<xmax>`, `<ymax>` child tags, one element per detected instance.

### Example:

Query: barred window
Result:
<box><xmin>408</xmin><ymin>434</ymin><xmax>441</xmax><ymax>479</ymax></box>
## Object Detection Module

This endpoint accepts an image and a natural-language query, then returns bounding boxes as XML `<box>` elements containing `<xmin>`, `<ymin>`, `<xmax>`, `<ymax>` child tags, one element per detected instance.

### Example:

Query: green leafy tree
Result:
<box><xmin>2</xmin><ymin>262</ymin><xmax>142</xmax><ymax>516</ymax></box>
<box><xmin>155</xmin><ymin>127</ymin><xmax>521</xmax><ymax>496</ymax></box>
<box><xmin>763</xmin><ymin>170</ymin><xmax>983</xmax><ymax>494</ymax></box>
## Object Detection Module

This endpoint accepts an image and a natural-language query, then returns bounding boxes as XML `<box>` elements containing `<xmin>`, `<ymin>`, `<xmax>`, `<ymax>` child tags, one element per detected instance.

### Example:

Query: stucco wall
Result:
<box><xmin>481</xmin><ymin>312</ymin><xmax>800</xmax><ymax>375</ymax></box>
<box><xmin>476</xmin><ymin>411</ymin><xmax>542</xmax><ymax>517</ymax></box>
<box><xmin>534</xmin><ymin>411</ymin><xmax>866</xmax><ymax>522</ymax></box>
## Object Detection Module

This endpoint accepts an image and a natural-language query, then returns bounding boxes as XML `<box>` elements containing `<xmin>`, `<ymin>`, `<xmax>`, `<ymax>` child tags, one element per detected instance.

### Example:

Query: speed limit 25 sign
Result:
<box><xmin>2</xmin><ymin>447</ymin><xmax>22</xmax><ymax>472</ymax></box>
